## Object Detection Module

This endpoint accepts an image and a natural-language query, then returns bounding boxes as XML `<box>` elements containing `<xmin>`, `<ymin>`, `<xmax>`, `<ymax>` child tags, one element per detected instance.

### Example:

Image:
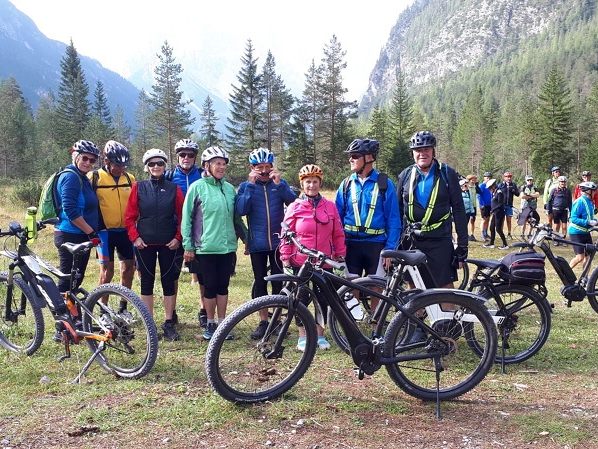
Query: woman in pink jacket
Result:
<box><xmin>280</xmin><ymin>164</ymin><xmax>346</xmax><ymax>351</ymax></box>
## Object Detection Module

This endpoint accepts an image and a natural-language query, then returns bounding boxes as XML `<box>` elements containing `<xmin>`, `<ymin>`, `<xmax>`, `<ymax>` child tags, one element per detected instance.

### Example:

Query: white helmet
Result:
<box><xmin>201</xmin><ymin>146</ymin><xmax>229</xmax><ymax>164</ymax></box>
<box><xmin>142</xmin><ymin>148</ymin><xmax>168</xmax><ymax>165</ymax></box>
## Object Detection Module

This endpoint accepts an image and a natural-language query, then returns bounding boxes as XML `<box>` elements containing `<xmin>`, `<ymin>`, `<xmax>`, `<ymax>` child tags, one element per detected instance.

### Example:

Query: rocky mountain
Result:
<box><xmin>361</xmin><ymin>0</ymin><xmax>595</xmax><ymax>112</ymax></box>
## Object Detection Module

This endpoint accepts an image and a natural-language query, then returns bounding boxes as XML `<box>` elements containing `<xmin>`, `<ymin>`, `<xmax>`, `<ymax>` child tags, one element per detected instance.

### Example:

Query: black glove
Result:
<box><xmin>87</xmin><ymin>231</ymin><xmax>99</xmax><ymax>241</ymax></box>
<box><xmin>454</xmin><ymin>245</ymin><xmax>468</xmax><ymax>263</ymax></box>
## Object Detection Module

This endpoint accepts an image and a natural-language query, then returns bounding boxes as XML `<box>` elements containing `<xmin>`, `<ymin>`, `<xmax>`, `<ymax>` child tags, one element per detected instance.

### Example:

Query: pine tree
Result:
<box><xmin>93</xmin><ymin>81</ymin><xmax>112</xmax><ymax>128</ymax></box>
<box><xmin>134</xmin><ymin>89</ymin><xmax>153</xmax><ymax>154</ymax></box>
<box><xmin>199</xmin><ymin>96</ymin><xmax>221</xmax><ymax>147</ymax></box>
<box><xmin>112</xmin><ymin>105</ymin><xmax>131</xmax><ymax>146</ymax></box>
<box><xmin>295</xmin><ymin>60</ymin><xmax>323</xmax><ymax>166</ymax></box>
<box><xmin>386</xmin><ymin>69</ymin><xmax>415</xmax><ymax>175</ymax></box>
<box><xmin>368</xmin><ymin>105</ymin><xmax>391</xmax><ymax>172</ymax></box>
<box><xmin>34</xmin><ymin>91</ymin><xmax>63</xmax><ymax>176</ymax></box>
<box><xmin>55</xmin><ymin>40</ymin><xmax>90</xmax><ymax>149</ymax></box>
<box><xmin>86</xmin><ymin>81</ymin><xmax>114</xmax><ymax>146</ymax></box>
<box><xmin>226</xmin><ymin>39</ymin><xmax>264</xmax><ymax>177</ymax></box>
<box><xmin>0</xmin><ymin>78</ymin><xmax>34</xmax><ymax>177</ymax></box>
<box><xmin>532</xmin><ymin>67</ymin><xmax>574</xmax><ymax>175</ymax></box>
<box><xmin>149</xmin><ymin>41</ymin><xmax>194</xmax><ymax>162</ymax></box>
<box><xmin>286</xmin><ymin>104</ymin><xmax>315</xmax><ymax>181</ymax></box>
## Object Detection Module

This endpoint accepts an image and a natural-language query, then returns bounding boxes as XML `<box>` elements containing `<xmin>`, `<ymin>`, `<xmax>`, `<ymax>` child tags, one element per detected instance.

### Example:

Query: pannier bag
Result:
<box><xmin>499</xmin><ymin>251</ymin><xmax>546</xmax><ymax>285</ymax></box>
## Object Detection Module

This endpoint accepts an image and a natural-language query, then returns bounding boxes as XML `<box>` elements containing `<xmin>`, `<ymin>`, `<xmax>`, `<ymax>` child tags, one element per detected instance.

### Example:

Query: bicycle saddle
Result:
<box><xmin>381</xmin><ymin>249</ymin><xmax>427</xmax><ymax>266</ymax></box>
<box><xmin>465</xmin><ymin>258</ymin><xmax>502</xmax><ymax>270</ymax></box>
<box><xmin>61</xmin><ymin>241</ymin><xmax>93</xmax><ymax>255</ymax></box>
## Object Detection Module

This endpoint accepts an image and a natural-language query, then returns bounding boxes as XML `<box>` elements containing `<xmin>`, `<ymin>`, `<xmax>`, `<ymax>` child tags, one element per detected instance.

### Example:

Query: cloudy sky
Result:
<box><xmin>10</xmin><ymin>0</ymin><xmax>414</xmax><ymax>101</ymax></box>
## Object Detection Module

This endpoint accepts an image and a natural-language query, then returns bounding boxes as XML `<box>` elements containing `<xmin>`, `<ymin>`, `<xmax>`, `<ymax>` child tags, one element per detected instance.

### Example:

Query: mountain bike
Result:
<box><xmin>205</xmin><ymin>229</ymin><xmax>497</xmax><ymax>417</ymax></box>
<box><xmin>0</xmin><ymin>218</ymin><xmax>158</xmax><ymax>382</ymax></box>
<box><xmin>513</xmin><ymin>222</ymin><xmax>598</xmax><ymax>313</ymax></box>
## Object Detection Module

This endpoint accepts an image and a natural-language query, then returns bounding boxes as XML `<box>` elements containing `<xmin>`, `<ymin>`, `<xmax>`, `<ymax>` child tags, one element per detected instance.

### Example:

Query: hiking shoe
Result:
<box><xmin>317</xmin><ymin>336</ymin><xmax>331</xmax><ymax>350</ymax></box>
<box><xmin>251</xmin><ymin>320</ymin><xmax>269</xmax><ymax>340</ymax></box>
<box><xmin>468</xmin><ymin>234</ymin><xmax>476</xmax><ymax>242</ymax></box>
<box><xmin>198</xmin><ymin>310</ymin><xmax>207</xmax><ymax>329</ymax></box>
<box><xmin>498</xmin><ymin>245</ymin><xmax>509</xmax><ymax>250</ymax></box>
<box><xmin>296</xmin><ymin>336</ymin><xmax>307</xmax><ymax>352</ymax></box>
<box><xmin>432</xmin><ymin>319</ymin><xmax>462</xmax><ymax>340</ymax></box>
<box><xmin>203</xmin><ymin>322</ymin><xmax>217</xmax><ymax>340</ymax></box>
<box><xmin>161</xmin><ymin>320</ymin><xmax>180</xmax><ymax>341</ymax></box>
<box><xmin>482</xmin><ymin>244</ymin><xmax>495</xmax><ymax>249</ymax></box>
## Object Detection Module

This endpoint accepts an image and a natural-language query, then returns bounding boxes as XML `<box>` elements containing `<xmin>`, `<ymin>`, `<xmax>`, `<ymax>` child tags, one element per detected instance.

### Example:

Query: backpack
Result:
<box><xmin>341</xmin><ymin>172</ymin><xmax>388</xmax><ymax>216</ymax></box>
<box><xmin>499</xmin><ymin>251</ymin><xmax>546</xmax><ymax>285</ymax></box>
<box><xmin>90</xmin><ymin>169</ymin><xmax>132</xmax><ymax>190</ymax></box>
<box><xmin>38</xmin><ymin>168</ymin><xmax>82</xmax><ymax>221</ymax></box>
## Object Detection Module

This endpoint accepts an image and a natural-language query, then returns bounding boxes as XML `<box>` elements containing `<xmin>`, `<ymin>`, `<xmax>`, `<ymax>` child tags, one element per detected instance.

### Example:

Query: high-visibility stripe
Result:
<box><xmin>348</xmin><ymin>179</ymin><xmax>383</xmax><ymax>235</ymax></box>
<box><xmin>343</xmin><ymin>224</ymin><xmax>385</xmax><ymax>235</ymax></box>
<box><xmin>407</xmin><ymin>163</ymin><xmax>450</xmax><ymax>231</ymax></box>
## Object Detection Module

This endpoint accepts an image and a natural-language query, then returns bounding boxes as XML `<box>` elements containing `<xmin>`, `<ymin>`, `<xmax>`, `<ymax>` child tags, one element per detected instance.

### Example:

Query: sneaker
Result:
<box><xmin>498</xmin><ymin>245</ymin><xmax>509</xmax><ymax>250</ymax></box>
<box><xmin>317</xmin><ymin>336</ymin><xmax>331</xmax><ymax>350</ymax></box>
<box><xmin>198</xmin><ymin>310</ymin><xmax>207</xmax><ymax>329</ymax></box>
<box><xmin>161</xmin><ymin>320</ymin><xmax>180</xmax><ymax>341</ymax></box>
<box><xmin>171</xmin><ymin>310</ymin><xmax>179</xmax><ymax>325</ymax></box>
<box><xmin>251</xmin><ymin>320</ymin><xmax>269</xmax><ymax>340</ymax></box>
<box><xmin>468</xmin><ymin>234</ymin><xmax>476</xmax><ymax>242</ymax></box>
<box><xmin>296</xmin><ymin>336</ymin><xmax>307</xmax><ymax>352</ymax></box>
<box><xmin>553</xmin><ymin>241</ymin><xmax>560</xmax><ymax>247</ymax></box>
<box><xmin>482</xmin><ymin>244</ymin><xmax>495</xmax><ymax>249</ymax></box>
<box><xmin>203</xmin><ymin>322</ymin><xmax>217</xmax><ymax>340</ymax></box>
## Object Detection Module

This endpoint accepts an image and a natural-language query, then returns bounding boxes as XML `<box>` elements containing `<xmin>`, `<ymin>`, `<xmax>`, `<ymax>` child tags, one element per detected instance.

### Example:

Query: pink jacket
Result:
<box><xmin>279</xmin><ymin>196</ymin><xmax>346</xmax><ymax>267</ymax></box>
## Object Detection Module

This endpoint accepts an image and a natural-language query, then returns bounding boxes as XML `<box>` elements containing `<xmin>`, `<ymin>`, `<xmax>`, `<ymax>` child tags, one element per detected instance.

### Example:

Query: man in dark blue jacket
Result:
<box><xmin>235</xmin><ymin>148</ymin><xmax>296</xmax><ymax>339</ymax></box>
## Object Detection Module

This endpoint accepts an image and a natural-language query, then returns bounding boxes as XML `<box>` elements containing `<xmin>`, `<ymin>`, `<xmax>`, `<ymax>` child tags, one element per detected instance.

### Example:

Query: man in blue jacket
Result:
<box><xmin>478</xmin><ymin>171</ymin><xmax>493</xmax><ymax>241</ymax></box>
<box><xmin>235</xmin><ymin>148</ymin><xmax>296</xmax><ymax>339</ymax></box>
<box><xmin>336</xmin><ymin>139</ymin><xmax>401</xmax><ymax>280</ymax></box>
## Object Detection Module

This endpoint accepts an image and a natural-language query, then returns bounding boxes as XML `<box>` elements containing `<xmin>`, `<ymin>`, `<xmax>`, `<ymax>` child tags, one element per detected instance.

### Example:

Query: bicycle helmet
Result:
<box><xmin>201</xmin><ymin>146</ymin><xmax>229</xmax><ymax>164</ymax></box>
<box><xmin>525</xmin><ymin>175</ymin><xmax>534</xmax><ymax>181</ymax></box>
<box><xmin>142</xmin><ymin>148</ymin><xmax>168</xmax><ymax>165</ymax></box>
<box><xmin>345</xmin><ymin>139</ymin><xmax>380</xmax><ymax>155</ymax></box>
<box><xmin>174</xmin><ymin>139</ymin><xmax>199</xmax><ymax>154</ymax></box>
<box><xmin>298</xmin><ymin>164</ymin><xmax>323</xmax><ymax>181</ymax></box>
<box><xmin>409</xmin><ymin>131</ymin><xmax>436</xmax><ymax>150</ymax></box>
<box><xmin>582</xmin><ymin>170</ymin><xmax>592</xmax><ymax>176</ymax></box>
<box><xmin>248</xmin><ymin>147</ymin><xmax>274</xmax><ymax>165</ymax></box>
<box><xmin>104</xmin><ymin>140</ymin><xmax>130</xmax><ymax>165</ymax></box>
<box><xmin>557</xmin><ymin>175</ymin><xmax>567</xmax><ymax>182</ymax></box>
<box><xmin>483</xmin><ymin>171</ymin><xmax>492</xmax><ymax>177</ymax></box>
<box><xmin>551</xmin><ymin>166</ymin><xmax>560</xmax><ymax>173</ymax></box>
<box><xmin>579</xmin><ymin>181</ymin><xmax>597</xmax><ymax>192</ymax></box>
<box><xmin>72</xmin><ymin>140</ymin><xmax>100</xmax><ymax>157</ymax></box>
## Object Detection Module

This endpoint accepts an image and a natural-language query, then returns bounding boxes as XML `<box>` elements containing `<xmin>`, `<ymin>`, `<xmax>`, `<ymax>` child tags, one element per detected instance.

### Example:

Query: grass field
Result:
<box><xmin>0</xmin><ymin>187</ymin><xmax>597</xmax><ymax>449</ymax></box>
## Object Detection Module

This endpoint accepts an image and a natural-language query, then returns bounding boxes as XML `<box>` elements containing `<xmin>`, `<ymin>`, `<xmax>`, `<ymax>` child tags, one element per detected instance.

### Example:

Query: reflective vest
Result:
<box><xmin>406</xmin><ymin>163</ymin><xmax>450</xmax><ymax>232</ymax></box>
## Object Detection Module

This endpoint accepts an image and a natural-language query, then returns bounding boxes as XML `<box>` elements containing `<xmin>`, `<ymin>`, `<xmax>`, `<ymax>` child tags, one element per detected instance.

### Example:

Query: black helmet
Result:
<box><xmin>409</xmin><ymin>131</ymin><xmax>436</xmax><ymax>150</ymax></box>
<box><xmin>104</xmin><ymin>140</ymin><xmax>130</xmax><ymax>165</ymax></box>
<box><xmin>72</xmin><ymin>140</ymin><xmax>100</xmax><ymax>157</ymax></box>
<box><xmin>483</xmin><ymin>171</ymin><xmax>492</xmax><ymax>177</ymax></box>
<box><xmin>345</xmin><ymin>139</ymin><xmax>379</xmax><ymax>155</ymax></box>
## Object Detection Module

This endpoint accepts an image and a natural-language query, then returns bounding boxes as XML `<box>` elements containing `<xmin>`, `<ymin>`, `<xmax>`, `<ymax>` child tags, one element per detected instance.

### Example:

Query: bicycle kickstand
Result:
<box><xmin>434</xmin><ymin>356</ymin><xmax>443</xmax><ymax>420</ymax></box>
<box><xmin>72</xmin><ymin>341</ymin><xmax>106</xmax><ymax>384</ymax></box>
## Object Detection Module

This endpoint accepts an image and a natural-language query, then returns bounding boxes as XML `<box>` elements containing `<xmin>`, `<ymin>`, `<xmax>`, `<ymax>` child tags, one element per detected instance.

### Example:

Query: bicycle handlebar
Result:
<box><xmin>280</xmin><ymin>229</ymin><xmax>345</xmax><ymax>270</ymax></box>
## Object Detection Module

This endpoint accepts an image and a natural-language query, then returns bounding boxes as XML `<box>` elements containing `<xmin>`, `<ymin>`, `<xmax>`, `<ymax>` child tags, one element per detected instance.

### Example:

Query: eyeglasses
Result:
<box><xmin>349</xmin><ymin>154</ymin><xmax>362</xmax><ymax>160</ymax></box>
<box><xmin>80</xmin><ymin>155</ymin><xmax>97</xmax><ymax>164</ymax></box>
<box><xmin>147</xmin><ymin>161</ymin><xmax>166</xmax><ymax>168</ymax></box>
<box><xmin>178</xmin><ymin>152</ymin><xmax>196</xmax><ymax>159</ymax></box>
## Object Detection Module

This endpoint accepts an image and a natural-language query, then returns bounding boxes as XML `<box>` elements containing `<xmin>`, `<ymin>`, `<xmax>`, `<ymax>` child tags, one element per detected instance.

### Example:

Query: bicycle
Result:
<box><xmin>513</xmin><ymin>221</ymin><xmax>598</xmax><ymax>313</ymax></box>
<box><xmin>328</xmin><ymin>222</ymin><xmax>551</xmax><ymax>371</ymax></box>
<box><xmin>205</xmin><ymin>229</ymin><xmax>497</xmax><ymax>417</ymax></box>
<box><xmin>0</xmin><ymin>218</ymin><xmax>159</xmax><ymax>382</ymax></box>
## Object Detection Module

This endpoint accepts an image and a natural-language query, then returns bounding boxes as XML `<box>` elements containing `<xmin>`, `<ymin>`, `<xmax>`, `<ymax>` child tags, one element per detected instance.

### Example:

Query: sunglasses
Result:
<box><xmin>349</xmin><ymin>154</ymin><xmax>362</xmax><ymax>160</ymax></box>
<box><xmin>80</xmin><ymin>155</ymin><xmax>97</xmax><ymax>164</ymax></box>
<box><xmin>178</xmin><ymin>152</ymin><xmax>196</xmax><ymax>159</ymax></box>
<box><xmin>147</xmin><ymin>160</ymin><xmax>166</xmax><ymax>168</ymax></box>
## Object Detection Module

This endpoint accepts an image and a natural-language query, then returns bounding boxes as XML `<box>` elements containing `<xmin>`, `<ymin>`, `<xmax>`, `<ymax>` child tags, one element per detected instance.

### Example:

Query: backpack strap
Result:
<box><xmin>91</xmin><ymin>170</ymin><xmax>99</xmax><ymax>190</ymax></box>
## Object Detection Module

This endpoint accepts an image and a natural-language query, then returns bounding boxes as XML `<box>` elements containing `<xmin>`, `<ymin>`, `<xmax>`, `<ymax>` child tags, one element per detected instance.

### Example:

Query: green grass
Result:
<box><xmin>0</xmin><ymin>186</ymin><xmax>597</xmax><ymax>447</ymax></box>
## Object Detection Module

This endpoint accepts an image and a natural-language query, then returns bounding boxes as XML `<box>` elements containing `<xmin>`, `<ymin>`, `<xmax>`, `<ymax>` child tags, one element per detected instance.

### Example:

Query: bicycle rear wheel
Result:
<box><xmin>0</xmin><ymin>272</ymin><xmax>44</xmax><ymax>355</ymax></box>
<box><xmin>205</xmin><ymin>294</ymin><xmax>317</xmax><ymax>403</ymax></box>
<box><xmin>83</xmin><ymin>284</ymin><xmax>158</xmax><ymax>379</ymax></box>
<box><xmin>328</xmin><ymin>276</ymin><xmax>398</xmax><ymax>354</ymax></box>
<box><xmin>384</xmin><ymin>290</ymin><xmax>497</xmax><ymax>401</ymax></box>
<box><xmin>465</xmin><ymin>283</ymin><xmax>551</xmax><ymax>364</ymax></box>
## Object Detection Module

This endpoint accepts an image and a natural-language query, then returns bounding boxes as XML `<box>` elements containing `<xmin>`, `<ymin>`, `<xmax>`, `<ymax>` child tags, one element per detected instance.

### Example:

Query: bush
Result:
<box><xmin>11</xmin><ymin>180</ymin><xmax>42</xmax><ymax>207</ymax></box>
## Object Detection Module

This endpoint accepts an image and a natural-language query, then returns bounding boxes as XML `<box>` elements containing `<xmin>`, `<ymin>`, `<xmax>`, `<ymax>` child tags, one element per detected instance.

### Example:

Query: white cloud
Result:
<box><xmin>9</xmin><ymin>0</ymin><xmax>414</xmax><ymax>100</ymax></box>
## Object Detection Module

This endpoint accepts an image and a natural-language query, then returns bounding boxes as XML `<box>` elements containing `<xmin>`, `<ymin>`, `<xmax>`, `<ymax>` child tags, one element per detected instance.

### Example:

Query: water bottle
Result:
<box><xmin>25</xmin><ymin>206</ymin><xmax>37</xmax><ymax>242</ymax></box>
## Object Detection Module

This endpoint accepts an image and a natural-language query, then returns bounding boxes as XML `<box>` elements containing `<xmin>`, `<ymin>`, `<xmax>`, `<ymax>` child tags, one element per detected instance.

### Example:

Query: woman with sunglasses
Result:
<box><xmin>125</xmin><ymin>149</ymin><xmax>184</xmax><ymax>341</ymax></box>
<box><xmin>279</xmin><ymin>164</ymin><xmax>346</xmax><ymax>351</ymax></box>
<box><xmin>54</xmin><ymin>140</ymin><xmax>101</xmax><ymax>295</ymax></box>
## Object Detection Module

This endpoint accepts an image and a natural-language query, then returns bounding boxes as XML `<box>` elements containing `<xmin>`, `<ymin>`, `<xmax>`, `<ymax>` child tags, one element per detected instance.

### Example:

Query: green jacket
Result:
<box><xmin>182</xmin><ymin>176</ymin><xmax>246</xmax><ymax>255</ymax></box>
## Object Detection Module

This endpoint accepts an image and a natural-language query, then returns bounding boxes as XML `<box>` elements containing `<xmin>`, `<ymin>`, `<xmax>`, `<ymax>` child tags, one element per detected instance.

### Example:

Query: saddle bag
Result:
<box><xmin>499</xmin><ymin>251</ymin><xmax>546</xmax><ymax>285</ymax></box>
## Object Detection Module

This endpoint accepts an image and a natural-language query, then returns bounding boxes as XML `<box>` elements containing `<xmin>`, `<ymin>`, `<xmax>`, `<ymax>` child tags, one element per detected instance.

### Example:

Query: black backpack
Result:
<box><xmin>341</xmin><ymin>173</ymin><xmax>388</xmax><ymax>216</ymax></box>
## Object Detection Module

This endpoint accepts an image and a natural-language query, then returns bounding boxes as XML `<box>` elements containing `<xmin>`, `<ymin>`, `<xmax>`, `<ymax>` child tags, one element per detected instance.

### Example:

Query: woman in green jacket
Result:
<box><xmin>182</xmin><ymin>146</ymin><xmax>246</xmax><ymax>340</ymax></box>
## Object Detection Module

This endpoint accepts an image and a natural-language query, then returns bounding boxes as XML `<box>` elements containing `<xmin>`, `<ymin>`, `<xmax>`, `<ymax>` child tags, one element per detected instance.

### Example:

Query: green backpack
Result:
<box><xmin>38</xmin><ymin>168</ymin><xmax>81</xmax><ymax>221</ymax></box>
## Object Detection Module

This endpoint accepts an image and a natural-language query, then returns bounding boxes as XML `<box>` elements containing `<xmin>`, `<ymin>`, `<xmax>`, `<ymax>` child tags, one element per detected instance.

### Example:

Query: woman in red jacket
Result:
<box><xmin>279</xmin><ymin>164</ymin><xmax>346</xmax><ymax>351</ymax></box>
<box><xmin>124</xmin><ymin>149</ymin><xmax>184</xmax><ymax>342</ymax></box>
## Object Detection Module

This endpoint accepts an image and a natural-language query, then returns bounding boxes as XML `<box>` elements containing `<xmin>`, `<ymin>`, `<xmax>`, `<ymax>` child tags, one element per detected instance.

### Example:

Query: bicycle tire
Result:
<box><xmin>328</xmin><ymin>276</ymin><xmax>397</xmax><ymax>354</ymax></box>
<box><xmin>0</xmin><ymin>272</ymin><xmax>45</xmax><ymax>355</ymax></box>
<box><xmin>586</xmin><ymin>267</ymin><xmax>598</xmax><ymax>314</ymax></box>
<box><xmin>83</xmin><ymin>284</ymin><xmax>158</xmax><ymax>379</ymax></box>
<box><xmin>205</xmin><ymin>294</ymin><xmax>317</xmax><ymax>403</ymax></box>
<box><xmin>456</xmin><ymin>261</ymin><xmax>469</xmax><ymax>290</ymax></box>
<box><xmin>465</xmin><ymin>283</ymin><xmax>551</xmax><ymax>364</ymax></box>
<box><xmin>384</xmin><ymin>290</ymin><xmax>497</xmax><ymax>401</ymax></box>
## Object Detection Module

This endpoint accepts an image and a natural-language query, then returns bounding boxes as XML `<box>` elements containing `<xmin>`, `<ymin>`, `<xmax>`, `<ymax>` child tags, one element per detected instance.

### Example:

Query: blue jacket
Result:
<box><xmin>478</xmin><ymin>183</ymin><xmax>492</xmax><ymax>207</ymax></box>
<box><xmin>569</xmin><ymin>195</ymin><xmax>595</xmax><ymax>235</ymax></box>
<box><xmin>335</xmin><ymin>170</ymin><xmax>401</xmax><ymax>250</ymax></box>
<box><xmin>56</xmin><ymin>164</ymin><xmax>99</xmax><ymax>234</ymax></box>
<box><xmin>235</xmin><ymin>179</ymin><xmax>296</xmax><ymax>253</ymax></box>
<box><xmin>167</xmin><ymin>165</ymin><xmax>202</xmax><ymax>197</ymax></box>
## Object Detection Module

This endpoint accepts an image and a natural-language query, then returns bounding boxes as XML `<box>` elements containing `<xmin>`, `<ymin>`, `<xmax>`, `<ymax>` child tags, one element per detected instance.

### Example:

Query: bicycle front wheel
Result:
<box><xmin>83</xmin><ymin>284</ymin><xmax>158</xmax><ymax>379</ymax></box>
<box><xmin>384</xmin><ymin>290</ymin><xmax>497</xmax><ymax>401</ymax></box>
<box><xmin>0</xmin><ymin>272</ymin><xmax>44</xmax><ymax>355</ymax></box>
<box><xmin>466</xmin><ymin>283</ymin><xmax>551</xmax><ymax>364</ymax></box>
<box><xmin>205</xmin><ymin>294</ymin><xmax>317</xmax><ymax>403</ymax></box>
<box><xmin>586</xmin><ymin>267</ymin><xmax>598</xmax><ymax>314</ymax></box>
